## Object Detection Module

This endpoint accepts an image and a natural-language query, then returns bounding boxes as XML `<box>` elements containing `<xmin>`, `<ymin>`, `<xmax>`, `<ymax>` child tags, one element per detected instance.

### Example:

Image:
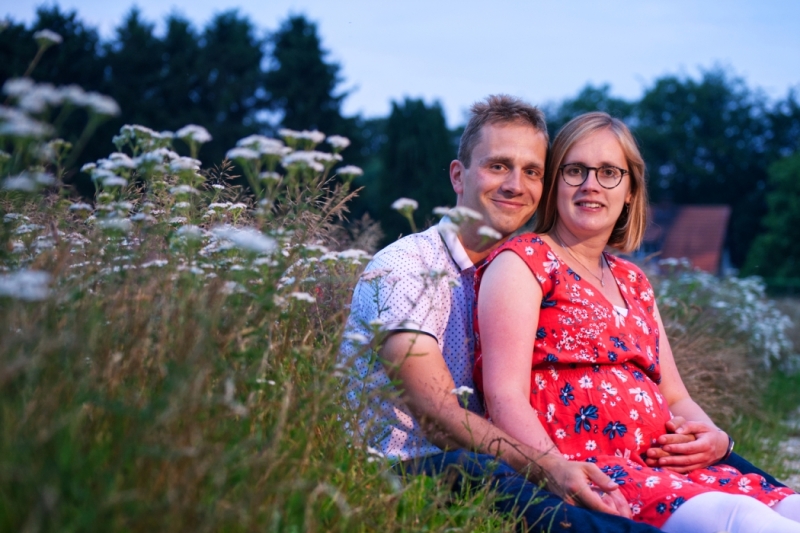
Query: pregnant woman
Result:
<box><xmin>473</xmin><ymin>112</ymin><xmax>799</xmax><ymax>532</ymax></box>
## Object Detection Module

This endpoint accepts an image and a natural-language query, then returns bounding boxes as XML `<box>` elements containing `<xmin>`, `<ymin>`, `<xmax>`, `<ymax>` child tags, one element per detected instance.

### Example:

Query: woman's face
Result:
<box><xmin>556</xmin><ymin>128</ymin><xmax>632</xmax><ymax>240</ymax></box>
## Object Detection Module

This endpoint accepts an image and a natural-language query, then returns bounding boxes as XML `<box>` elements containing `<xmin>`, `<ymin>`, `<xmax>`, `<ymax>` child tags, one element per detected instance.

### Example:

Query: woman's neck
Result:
<box><xmin>549</xmin><ymin>223</ymin><xmax>609</xmax><ymax>263</ymax></box>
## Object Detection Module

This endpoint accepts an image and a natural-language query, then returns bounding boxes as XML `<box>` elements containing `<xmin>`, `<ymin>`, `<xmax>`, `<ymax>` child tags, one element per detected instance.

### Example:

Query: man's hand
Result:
<box><xmin>538</xmin><ymin>455</ymin><xmax>631</xmax><ymax>518</ymax></box>
<box><xmin>644</xmin><ymin>416</ymin><xmax>728</xmax><ymax>473</ymax></box>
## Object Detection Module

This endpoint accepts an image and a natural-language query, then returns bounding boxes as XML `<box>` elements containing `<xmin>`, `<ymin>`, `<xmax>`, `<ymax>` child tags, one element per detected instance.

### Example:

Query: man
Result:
<box><xmin>339</xmin><ymin>95</ymin><xmax>783</xmax><ymax>532</ymax></box>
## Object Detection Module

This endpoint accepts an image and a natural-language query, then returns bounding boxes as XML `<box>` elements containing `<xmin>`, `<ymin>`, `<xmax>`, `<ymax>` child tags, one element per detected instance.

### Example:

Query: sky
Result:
<box><xmin>6</xmin><ymin>0</ymin><xmax>800</xmax><ymax>127</ymax></box>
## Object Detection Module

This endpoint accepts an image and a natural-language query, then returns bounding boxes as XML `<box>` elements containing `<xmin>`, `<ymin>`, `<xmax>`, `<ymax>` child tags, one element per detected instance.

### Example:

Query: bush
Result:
<box><xmin>648</xmin><ymin>259</ymin><xmax>797</xmax><ymax>425</ymax></box>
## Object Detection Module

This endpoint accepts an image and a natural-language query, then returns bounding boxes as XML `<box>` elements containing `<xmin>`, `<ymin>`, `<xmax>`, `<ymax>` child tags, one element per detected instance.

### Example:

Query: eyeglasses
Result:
<box><xmin>559</xmin><ymin>163</ymin><xmax>628</xmax><ymax>189</ymax></box>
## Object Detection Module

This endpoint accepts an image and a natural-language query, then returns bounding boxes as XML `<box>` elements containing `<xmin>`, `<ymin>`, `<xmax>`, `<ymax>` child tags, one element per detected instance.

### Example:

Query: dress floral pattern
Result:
<box><xmin>473</xmin><ymin>234</ymin><xmax>794</xmax><ymax>528</ymax></box>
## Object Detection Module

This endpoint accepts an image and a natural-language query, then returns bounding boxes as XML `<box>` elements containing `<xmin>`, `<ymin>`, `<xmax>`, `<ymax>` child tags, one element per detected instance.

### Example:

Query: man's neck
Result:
<box><xmin>458</xmin><ymin>221</ymin><xmax>505</xmax><ymax>264</ymax></box>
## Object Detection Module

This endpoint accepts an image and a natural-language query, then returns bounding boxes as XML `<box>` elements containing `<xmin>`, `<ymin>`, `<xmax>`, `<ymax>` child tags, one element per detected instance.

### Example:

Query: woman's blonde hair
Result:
<box><xmin>534</xmin><ymin>112</ymin><xmax>648</xmax><ymax>253</ymax></box>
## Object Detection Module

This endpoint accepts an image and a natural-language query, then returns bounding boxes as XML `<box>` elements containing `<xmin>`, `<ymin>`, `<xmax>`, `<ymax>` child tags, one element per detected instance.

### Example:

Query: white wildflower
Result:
<box><xmin>15</xmin><ymin>224</ymin><xmax>42</xmax><ymax>235</ymax></box>
<box><xmin>98</xmin><ymin>218</ymin><xmax>133</xmax><ymax>232</ymax></box>
<box><xmin>69</xmin><ymin>202</ymin><xmax>93</xmax><ymax>212</ymax></box>
<box><xmin>289</xmin><ymin>291</ymin><xmax>316</xmax><ymax>303</ymax></box>
<box><xmin>281</xmin><ymin>150</ymin><xmax>332</xmax><ymax>170</ymax></box>
<box><xmin>221</xmin><ymin>281</ymin><xmax>246</xmax><ymax>295</ymax></box>
<box><xmin>337</xmin><ymin>165</ymin><xmax>363</xmax><ymax>177</ymax></box>
<box><xmin>226</xmin><ymin>147</ymin><xmax>260</xmax><ymax>160</ymax></box>
<box><xmin>170</xmin><ymin>185</ymin><xmax>200</xmax><ymax>195</ymax></box>
<box><xmin>211</xmin><ymin>225</ymin><xmax>278</xmax><ymax>254</ymax></box>
<box><xmin>366</xmin><ymin>446</ymin><xmax>385</xmax><ymax>462</ymax></box>
<box><xmin>279</xmin><ymin>129</ymin><xmax>326</xmax><ymax>144</ymax></box>
<box><xmin>438</xmin><ymin>220</ymin><xmax>460</xmax><ymax>238</ymax></box>
<box><xmin>360</xmin><ymin>268</ymin><xmax>391</xmax><ymax>282</ymax></box>
<box><xmin>477</xmin><ymin>226</ymin><xmax>502</xmax><ymax>240</ymax></box>
<box><xmin>227</xmin><ymin>202</ymin><xmax>247</xmax><ymax>211</ymax></box>
<box><xmin>80</xmin><ymin>162</ymin><xmax>97</xmax><ymax>172</ymax></box>
<box><xmin>258</xmin><ymin>171</ymin><xmax>281</xmax><ymax>182</ymax></box>
<box><xmin>18</xmin><ymin>83</ymin><xmax>62</xmax><ymax>112</ymax></box>
<box><xmin>3</xmin><ymin>78</ymin><xmax>34</xmax><ymax>97</ymax></box>
<box><xmin>100</xmin><ymin>152</ymin><xmax>136</xmax><ymax>170</ymax></box>
<box><xmin>326</xmin><ymin>135</ymin><xmax>350</xmax><ymax>149</ymax></box>
<box><xmin>0</xmin><ymin>270</ymin><xmax>51</xmax><ymax>301</ymax></box>
<box><xmin>176</xmin><ymin>225</ymin><xmax>204</xmax><ymax>239</ymax></box>
<box><xmin>0</xmin><ymin>105</ymin><xmax>52</xmax><ymax>137</ymax></box>
<box><xmin>175</xmin><ymin>124</ymin><xmax>212</xmax><ymax>143</ymax></box>
<box><xmin>84</xmin><ymin>92</ymin><xmax>120</xmax><ymax>116</ymax></box>
<box><xmin>237</xmin><ymin>135</ymin><xmax>287</xmax><ymax>155</ymax></box>
<box><xmin>141</xmin><ymin>259</ymin><xmax>168</xmax><ymax>268</ymax></box>
<box><xmin>3</xmin><ymin>174</ymin><xmax>36</xmax><ymax>191</ymax></box>
<box><xmin>169</xmin><ymin>157</ymin><xmax>201</xmax><ymax>172</ymax></box>
<box><xmin>451</xmin><ymin>386</ymin><xmax>474</xmax><ymax>396</ymax></box>
<box><xmin>344</xmin><ymin>332</ymin><xmax>370</xmax><ymax>345</ymax></box>
<box><xmin>100</xmin><ymin>176</ymin><xmax>128</xmax><ymax>188</ymax></box>
<box><xmin>130</xmin><ymin>213</ymin><xmax>156</xmax><ymax>223</ymax></box>
<box><xmin>134</xmin><ymin>148</ymin><xmax>179</xmax><ymax>167</ymax></box>
<box><xmin>33</xmin><ymin>29</ymin><xmax>62</xmax><ymax>45</ymax></box>
<box><xmin>391</xmin><ymin>198</ymin><xmax>418</xmax><ymax>211</ymax></box>
<box><xmin>448</xmin><ymin>206</ymin><xmax>483</xmax><ymax>223</ymax></box>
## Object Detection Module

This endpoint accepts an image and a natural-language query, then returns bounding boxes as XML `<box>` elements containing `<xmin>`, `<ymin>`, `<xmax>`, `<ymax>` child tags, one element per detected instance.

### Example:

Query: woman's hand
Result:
<box><xmin>644</xmin><ymin>416</ymin><xmax>729</xmax><ymax>473</ymax></box>
<box><xmin>538</xmin><ymin>455</ymin><xmax>631</xmax><ymax>518</ymax></box>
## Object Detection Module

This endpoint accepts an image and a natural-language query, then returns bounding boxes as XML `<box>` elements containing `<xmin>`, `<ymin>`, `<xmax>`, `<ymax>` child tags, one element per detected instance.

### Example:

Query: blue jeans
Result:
<box><xmin>398</xmin><ymin>451</ymin><xmax>783</xmax><ymax>532</ymax></box>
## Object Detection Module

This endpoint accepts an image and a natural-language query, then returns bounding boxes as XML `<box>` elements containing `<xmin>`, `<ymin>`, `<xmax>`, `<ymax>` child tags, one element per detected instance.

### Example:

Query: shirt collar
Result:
<box><xmin>437</xmin><ymin>216</ymin><xmax>474</xmax><ymax>272</ymax></box>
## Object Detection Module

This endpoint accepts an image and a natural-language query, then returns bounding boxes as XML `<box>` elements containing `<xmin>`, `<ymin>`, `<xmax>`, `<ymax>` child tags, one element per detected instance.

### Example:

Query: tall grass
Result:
<box><xmin>0</xmin><ymin>61</ymin><xmax>519</xmax><ymax>529</ymax></box>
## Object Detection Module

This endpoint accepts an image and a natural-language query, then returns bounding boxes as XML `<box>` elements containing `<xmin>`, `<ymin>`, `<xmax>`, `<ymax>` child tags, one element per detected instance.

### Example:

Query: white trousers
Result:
<box><xmin>661</xmin><ymin>492</ymin><xmax>800</xmax><ymax>533</ymax></box>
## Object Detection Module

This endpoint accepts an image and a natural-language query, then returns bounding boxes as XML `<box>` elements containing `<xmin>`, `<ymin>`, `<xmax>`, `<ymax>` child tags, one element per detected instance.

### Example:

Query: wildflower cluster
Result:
<box><xmin>652</xmin><ymin>258</ymin><xmax>795</xmax><ymax>369</ymax></box>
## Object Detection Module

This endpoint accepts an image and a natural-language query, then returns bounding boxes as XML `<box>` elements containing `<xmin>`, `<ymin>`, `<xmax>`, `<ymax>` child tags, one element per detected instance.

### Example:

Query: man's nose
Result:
<box><xmin>500</xmin><ymin>168</ymin><xmax>524</xmax><ymax>194</ymax></box>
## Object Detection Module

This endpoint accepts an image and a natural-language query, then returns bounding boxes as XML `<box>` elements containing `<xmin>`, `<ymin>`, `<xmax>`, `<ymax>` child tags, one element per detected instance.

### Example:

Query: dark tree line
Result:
<box><xmin>3</xmin><ymin>6</ymin><xmax>800</xmax><ymax>275</ymax></box>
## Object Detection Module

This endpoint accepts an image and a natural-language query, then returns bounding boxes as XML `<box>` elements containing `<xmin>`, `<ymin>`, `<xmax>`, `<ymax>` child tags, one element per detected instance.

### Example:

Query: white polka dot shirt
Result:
<box><xmin>339</xmin><ymin>219</ymin><xmax>484</xmax><ymax>460</ymax></box>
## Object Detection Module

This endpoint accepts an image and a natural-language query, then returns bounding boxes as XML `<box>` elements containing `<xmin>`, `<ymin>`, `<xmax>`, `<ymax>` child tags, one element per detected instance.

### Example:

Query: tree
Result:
<box><xmin>544</xmin><ymin>84</ymin><xmax>634</xmax><ymax>138</ymax></box>
<box><xmin>377</xmin><ymin>98</ymin><xmax>456</xmax><ymax>243</ymax></box>
<box><xmin>264</xmin><ymin>15</ymin><xmax>346</xmax><ymax>135</ymax></box>
<box><xmin>742</xmin><ymin>153</ymin><xmax>800</xmax><ymax>285</ymax></box>
<box><xmin>634</xmin><ymin>68</ymin><xmax>772</xmax><ymax>266</ymax></box>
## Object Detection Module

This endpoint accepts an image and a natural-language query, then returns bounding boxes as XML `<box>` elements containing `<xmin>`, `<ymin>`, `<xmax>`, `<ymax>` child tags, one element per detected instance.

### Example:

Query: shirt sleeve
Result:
<box><xmin>349</xmin><ymin>241</ymin><xmax>453</xmax><ymax>342</ymax></box>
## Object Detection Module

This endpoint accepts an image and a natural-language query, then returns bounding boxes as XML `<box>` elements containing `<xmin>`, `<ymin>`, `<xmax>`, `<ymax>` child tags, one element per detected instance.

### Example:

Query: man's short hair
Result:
<box><xmin>457</xmin><ymin>95</ymin><xmax>548</xmax><ymax>168</ymax></box>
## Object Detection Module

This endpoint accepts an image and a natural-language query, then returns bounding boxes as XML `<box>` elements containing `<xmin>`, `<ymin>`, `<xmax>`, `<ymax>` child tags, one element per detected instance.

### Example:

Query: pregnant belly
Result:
<box><xmin>529</xmin><ymin>364</ymin><xmax>671</xmax><ymax>462</ymax></box>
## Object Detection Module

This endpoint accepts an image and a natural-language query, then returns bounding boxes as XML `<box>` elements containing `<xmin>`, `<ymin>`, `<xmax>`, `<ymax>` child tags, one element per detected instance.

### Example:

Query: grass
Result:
<box><xmin>729</xmin><ymin>371</ymin><xmax>800</xmax><ymax>484</ymax></box>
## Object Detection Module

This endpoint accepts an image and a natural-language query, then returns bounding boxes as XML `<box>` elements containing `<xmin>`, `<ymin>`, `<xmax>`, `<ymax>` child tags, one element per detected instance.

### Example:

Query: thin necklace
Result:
<box><xmin>554</xmin><ymin>231</ymin><xmax>606</xmax><ymax>287</ymax></box>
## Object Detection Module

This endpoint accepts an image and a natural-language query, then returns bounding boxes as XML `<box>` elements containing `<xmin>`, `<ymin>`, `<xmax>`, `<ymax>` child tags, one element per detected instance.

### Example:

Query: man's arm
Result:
<box><xmin>382</xmin><ymin>328</ymin><xmax>629</xmax><ymax>516</ymax></box>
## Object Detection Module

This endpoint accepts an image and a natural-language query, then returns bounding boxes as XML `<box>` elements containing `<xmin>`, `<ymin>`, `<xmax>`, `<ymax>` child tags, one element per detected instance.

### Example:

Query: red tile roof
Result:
<box><xmin>660</xmin><ymin>205</ymin><xmax>731</xmax><ymax>273</ymax></box>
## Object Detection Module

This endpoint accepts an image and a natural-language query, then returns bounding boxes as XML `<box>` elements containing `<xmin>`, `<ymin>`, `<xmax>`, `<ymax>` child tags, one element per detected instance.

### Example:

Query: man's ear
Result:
<box><xmin>450</xmin><ymin>160</ymin><xmax>465</xmax><ymax>195</ymax></box>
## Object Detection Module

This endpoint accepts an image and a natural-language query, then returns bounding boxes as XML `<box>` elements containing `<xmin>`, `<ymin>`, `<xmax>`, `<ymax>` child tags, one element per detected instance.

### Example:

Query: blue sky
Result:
<box><xmin>7</xmin><ymin>0</ymin><xmax>800</xmax><ymax>127</ymax></box>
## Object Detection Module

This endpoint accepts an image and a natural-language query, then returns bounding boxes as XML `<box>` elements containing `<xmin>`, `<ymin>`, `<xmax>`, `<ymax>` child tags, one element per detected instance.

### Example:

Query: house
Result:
<box><xmin>640</xmin><ymin>205</ymin><xmax>732</xmax><ymax>275</ymax></box>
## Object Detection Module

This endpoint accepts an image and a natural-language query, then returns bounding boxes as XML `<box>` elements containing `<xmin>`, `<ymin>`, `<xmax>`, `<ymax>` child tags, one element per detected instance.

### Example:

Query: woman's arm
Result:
<box><xmin>479</xmin><ymin>251</ymin><xmax>630</xmax><ymax>517</ymax></box>
<box><xmin>648</xmin><ymin>301</ymin><xmax>730</xmax><ymax>472</ymax></box>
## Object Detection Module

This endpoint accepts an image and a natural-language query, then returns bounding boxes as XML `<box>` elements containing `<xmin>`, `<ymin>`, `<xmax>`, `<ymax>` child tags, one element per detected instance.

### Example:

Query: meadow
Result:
<box><xmin>2</xmin><ymin>31</ymin><xmax>800</xmax><ymax>533</ymax></box>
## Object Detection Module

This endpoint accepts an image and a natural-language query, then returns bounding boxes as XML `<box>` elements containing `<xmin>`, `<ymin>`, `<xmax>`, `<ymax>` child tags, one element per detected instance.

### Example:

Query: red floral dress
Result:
<box><xmin>473</xmin><ymin>234</ymin><xmax>794</xmax><ymax>528</ymax></box>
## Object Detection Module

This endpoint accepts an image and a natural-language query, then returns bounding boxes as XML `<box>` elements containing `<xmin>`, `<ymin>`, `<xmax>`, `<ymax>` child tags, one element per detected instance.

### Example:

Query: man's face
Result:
<box><xmin>450</xmin><ymin>121</ymin><xmax>547</xmax><ymax>240</ymax></box>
